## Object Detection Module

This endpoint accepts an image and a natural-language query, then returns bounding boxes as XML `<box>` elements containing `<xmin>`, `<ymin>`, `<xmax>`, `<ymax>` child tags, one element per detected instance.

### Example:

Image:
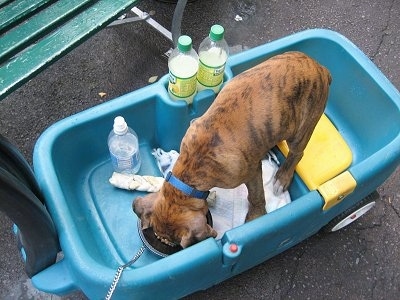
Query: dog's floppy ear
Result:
<box><xmin>132</xmin><ymin>193</ymin><xmax>158</xmax><ymax>229</ymax></box>
<box><xmin>180</xmin><ymin>223</ymin><xmax>218</xmax><ymax>248</ymax></box>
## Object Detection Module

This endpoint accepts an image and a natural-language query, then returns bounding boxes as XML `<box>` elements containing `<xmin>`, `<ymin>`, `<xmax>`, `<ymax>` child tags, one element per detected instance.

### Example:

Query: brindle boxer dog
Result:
<box><xmin>133</xmin><ymin>51</ymin><xmax>332</xmax><ymax>248</ymax></box>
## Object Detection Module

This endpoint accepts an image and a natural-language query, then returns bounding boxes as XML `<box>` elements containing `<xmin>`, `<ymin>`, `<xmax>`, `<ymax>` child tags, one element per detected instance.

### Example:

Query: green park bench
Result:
<box><xmin>0</xmin><ymin>0</ymin><xmax>188</xmax><ymax>102</ymax></box>
<box><xmin>0</xmin><ymin>0</ymin><xmax>142</xmax><ymax>101</ymax></box>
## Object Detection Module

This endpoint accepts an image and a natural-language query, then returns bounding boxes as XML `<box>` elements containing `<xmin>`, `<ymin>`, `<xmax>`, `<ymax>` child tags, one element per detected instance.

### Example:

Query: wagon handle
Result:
<box><xmin>171</xmin><ymin>0</ymin><xmax>188</xmax><ymax>47</ymax></box>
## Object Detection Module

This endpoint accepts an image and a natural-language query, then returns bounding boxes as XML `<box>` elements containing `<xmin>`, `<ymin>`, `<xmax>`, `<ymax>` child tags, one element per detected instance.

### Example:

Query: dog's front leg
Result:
<box><xmin>274</xmin><ymin>134</ymin><xmax>310</xmax><ymax>194</ymax></box>
<box><xmin>245</xmin><ymin>161</ymin><xmax>266</xmax><ymax>222</ymax></box>
<box><xmin>273</xmin><ymin>149</ymin><xmax>303</xmax><ymax>194</ymax></box>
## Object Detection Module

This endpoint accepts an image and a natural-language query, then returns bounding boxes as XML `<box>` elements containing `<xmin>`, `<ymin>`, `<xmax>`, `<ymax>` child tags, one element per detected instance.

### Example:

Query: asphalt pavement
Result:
<box><xmin>0</xmin><ymin>0</ymin><xmax>399</xmax><ymax>299</ymax></box>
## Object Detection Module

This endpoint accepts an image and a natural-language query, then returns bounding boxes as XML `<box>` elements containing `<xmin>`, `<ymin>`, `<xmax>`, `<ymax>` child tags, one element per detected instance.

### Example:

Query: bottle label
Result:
<box><xmin>197</xmin><ymin>61</ymin><xmax>226</xmax><ymax>87</ymax></box>
<box><xmin>111</xmin><ymin>151</ymin><xmax>140</xmax><ymax>173</ymax></box>
<box><xmin>168</xmin><ymin>71</ymin><xmax>197</xmax><ymax>98</ymax></box>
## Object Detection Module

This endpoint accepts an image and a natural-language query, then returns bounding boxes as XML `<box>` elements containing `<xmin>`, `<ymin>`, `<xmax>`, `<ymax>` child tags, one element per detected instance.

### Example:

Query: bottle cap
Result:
<box><xmin>209</xmin><ymin>24</ymin><xmax>224</xmax><ymax>41</ymax></box>
<box><xmin>177</xmin><ymin>35</ymin><xmax>193</xmax><ymax>52</ymax></box>
<box><xmin>113</xmin><ymin>116</ymin><xmax>128</xmax><ymax>135</ymax></box>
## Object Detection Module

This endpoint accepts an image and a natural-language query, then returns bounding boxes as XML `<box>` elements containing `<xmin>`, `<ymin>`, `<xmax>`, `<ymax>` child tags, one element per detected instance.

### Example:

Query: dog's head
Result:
<box><xmin>132</xmin><ymin>190</ymin><xmax>217</xmax><ymax>249</ymax></box>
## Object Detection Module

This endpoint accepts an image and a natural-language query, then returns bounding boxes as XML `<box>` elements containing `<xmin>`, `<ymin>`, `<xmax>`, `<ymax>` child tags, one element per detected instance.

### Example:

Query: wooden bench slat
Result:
<box><xmin>0</xmin><ymin>0</ymin><xmax>13</xmax><ymax>8</ymax></box>
<box><xmin>0</xmin><ymin>0</ymin><xmax>139</xmax><ymax>99</ymax></box>
<box><xmin>0</xmin><ymin>0</ymin><xmax>93</xmax><ymax>63</ymax></box>
<box><xmin>0</xmin><ymin>0</ymin><xmax>54</xmax><ymax>31</ymax></box>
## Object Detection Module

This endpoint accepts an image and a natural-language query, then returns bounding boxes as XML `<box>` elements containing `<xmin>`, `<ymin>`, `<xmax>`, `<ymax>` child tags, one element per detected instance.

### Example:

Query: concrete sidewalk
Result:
<box><xmin>1</xmin><ymin>0</ymin><xmax>399</xmax><ymax>299</ymax></box>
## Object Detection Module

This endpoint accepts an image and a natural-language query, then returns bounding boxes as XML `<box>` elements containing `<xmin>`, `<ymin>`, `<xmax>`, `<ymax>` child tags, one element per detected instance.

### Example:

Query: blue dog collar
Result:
<box><xmin>165</xmin><ymin>171</ymin><xmax>210</xmax><ymax>200</ymax></box>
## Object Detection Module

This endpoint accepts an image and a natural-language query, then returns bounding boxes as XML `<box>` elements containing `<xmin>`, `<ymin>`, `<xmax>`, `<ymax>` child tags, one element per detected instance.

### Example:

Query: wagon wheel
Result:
<box><xmin>0</xmin><ymin>134</ymin><xmax>44</xmax><ymax>202</ymax></box>
<box><xmin>0</xmin><ymin>134</ymin><xmax>59</xmax><ymax>277</ymax></box>
<box><xmin>322</xmin><ymin>191</ymin><xmax>379</xmax><ymax>232</ymax></box>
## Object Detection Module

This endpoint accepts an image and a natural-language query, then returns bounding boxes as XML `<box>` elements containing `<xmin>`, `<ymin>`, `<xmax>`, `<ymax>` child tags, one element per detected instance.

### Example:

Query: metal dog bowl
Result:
<box><xmin>137</xmin><ymin>210</ymin><xmax>213</xmax><ymax>257</ymax></box>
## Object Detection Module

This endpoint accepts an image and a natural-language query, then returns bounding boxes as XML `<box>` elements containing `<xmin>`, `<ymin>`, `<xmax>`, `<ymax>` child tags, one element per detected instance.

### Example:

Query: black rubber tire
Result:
<box><xmin>0</xmin><ymin>166</ymin><xmax>59</xmax><ymax>277</ymax></box>
<box><xmin>0</xmin><ymin>133</ymin><xmax>44</xmax><ymax>202</ymax></box>
<box><xmin>322</xmin><ymin>191</ymin><xmax>379</xmax><ymax>233</ymax></box>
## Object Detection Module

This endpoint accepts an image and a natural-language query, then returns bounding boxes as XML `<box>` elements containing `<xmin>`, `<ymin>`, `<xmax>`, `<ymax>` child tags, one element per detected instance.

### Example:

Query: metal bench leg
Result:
<box><xmin>108</xmin><ymin>7</ymin><xmax>172</xmax><ymax>42</ymax></box>
<box><xmin>130</xmin><ymin>7</ymin><xmax>173</xmax><ymax>42</ymax></box>
<box><xmin>108</xmin><ymin>0</ymin><xmax>188</xmax><ymax>54</ymax></box>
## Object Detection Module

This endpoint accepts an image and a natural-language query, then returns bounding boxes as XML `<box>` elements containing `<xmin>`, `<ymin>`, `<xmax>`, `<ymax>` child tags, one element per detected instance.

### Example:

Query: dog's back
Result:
<box><xmin>174</xmin><ymin>51</ymin><xmax>331</xmax><ymax>191</ymax></box>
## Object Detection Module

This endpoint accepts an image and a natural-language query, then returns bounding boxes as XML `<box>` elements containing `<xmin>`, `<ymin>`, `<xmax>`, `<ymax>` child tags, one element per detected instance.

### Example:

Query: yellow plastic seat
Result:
<box><xmin>278</xmin><ymin>114</ymin><xmax>356</xmax><ymax>210</ymax></box>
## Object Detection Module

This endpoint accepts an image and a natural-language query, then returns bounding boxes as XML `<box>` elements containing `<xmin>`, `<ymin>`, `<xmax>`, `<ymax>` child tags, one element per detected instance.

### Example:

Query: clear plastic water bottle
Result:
<box><xmin>197</xmin><ymin>24</ymin><xmax>229</xmax><ymax>93</ymax></box>
<box><xmin>108</xmin><ymin>116</ymin><xmax>141</xmax><ymax>174</ymax></box>
<box><xmin>168</xmin><ymin>35</ymin><xmax>199</xmax><ymax>104</ymax></box>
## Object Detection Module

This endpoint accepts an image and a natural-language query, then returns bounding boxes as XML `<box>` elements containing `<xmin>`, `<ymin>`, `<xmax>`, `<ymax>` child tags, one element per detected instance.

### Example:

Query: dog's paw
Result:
<box><xmin>272</xmin><ymin>178</ymin><xmax>284</xmax><ymax>195</ymax></box>
<box><xmin>206</xmin><ymin>190</ymin><xmax>217</xmax><ymax>207</ymax></box>
<box><xmin>245</xmin><ymin>206</ymin><xmax>266</xmax><ymax>222</ymax></box>
<box><xmin>245</xmin><ymin>212</ymin><xmax>259</xmax><ymax>222</ymax></box>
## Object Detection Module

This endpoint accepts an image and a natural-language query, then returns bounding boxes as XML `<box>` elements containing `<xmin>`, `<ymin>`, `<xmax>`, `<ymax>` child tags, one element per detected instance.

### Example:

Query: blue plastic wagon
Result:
<box><xmin>2</xmin><ymin>29</ymin><xmax>399</xmax><ymax>299</ymax></box>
